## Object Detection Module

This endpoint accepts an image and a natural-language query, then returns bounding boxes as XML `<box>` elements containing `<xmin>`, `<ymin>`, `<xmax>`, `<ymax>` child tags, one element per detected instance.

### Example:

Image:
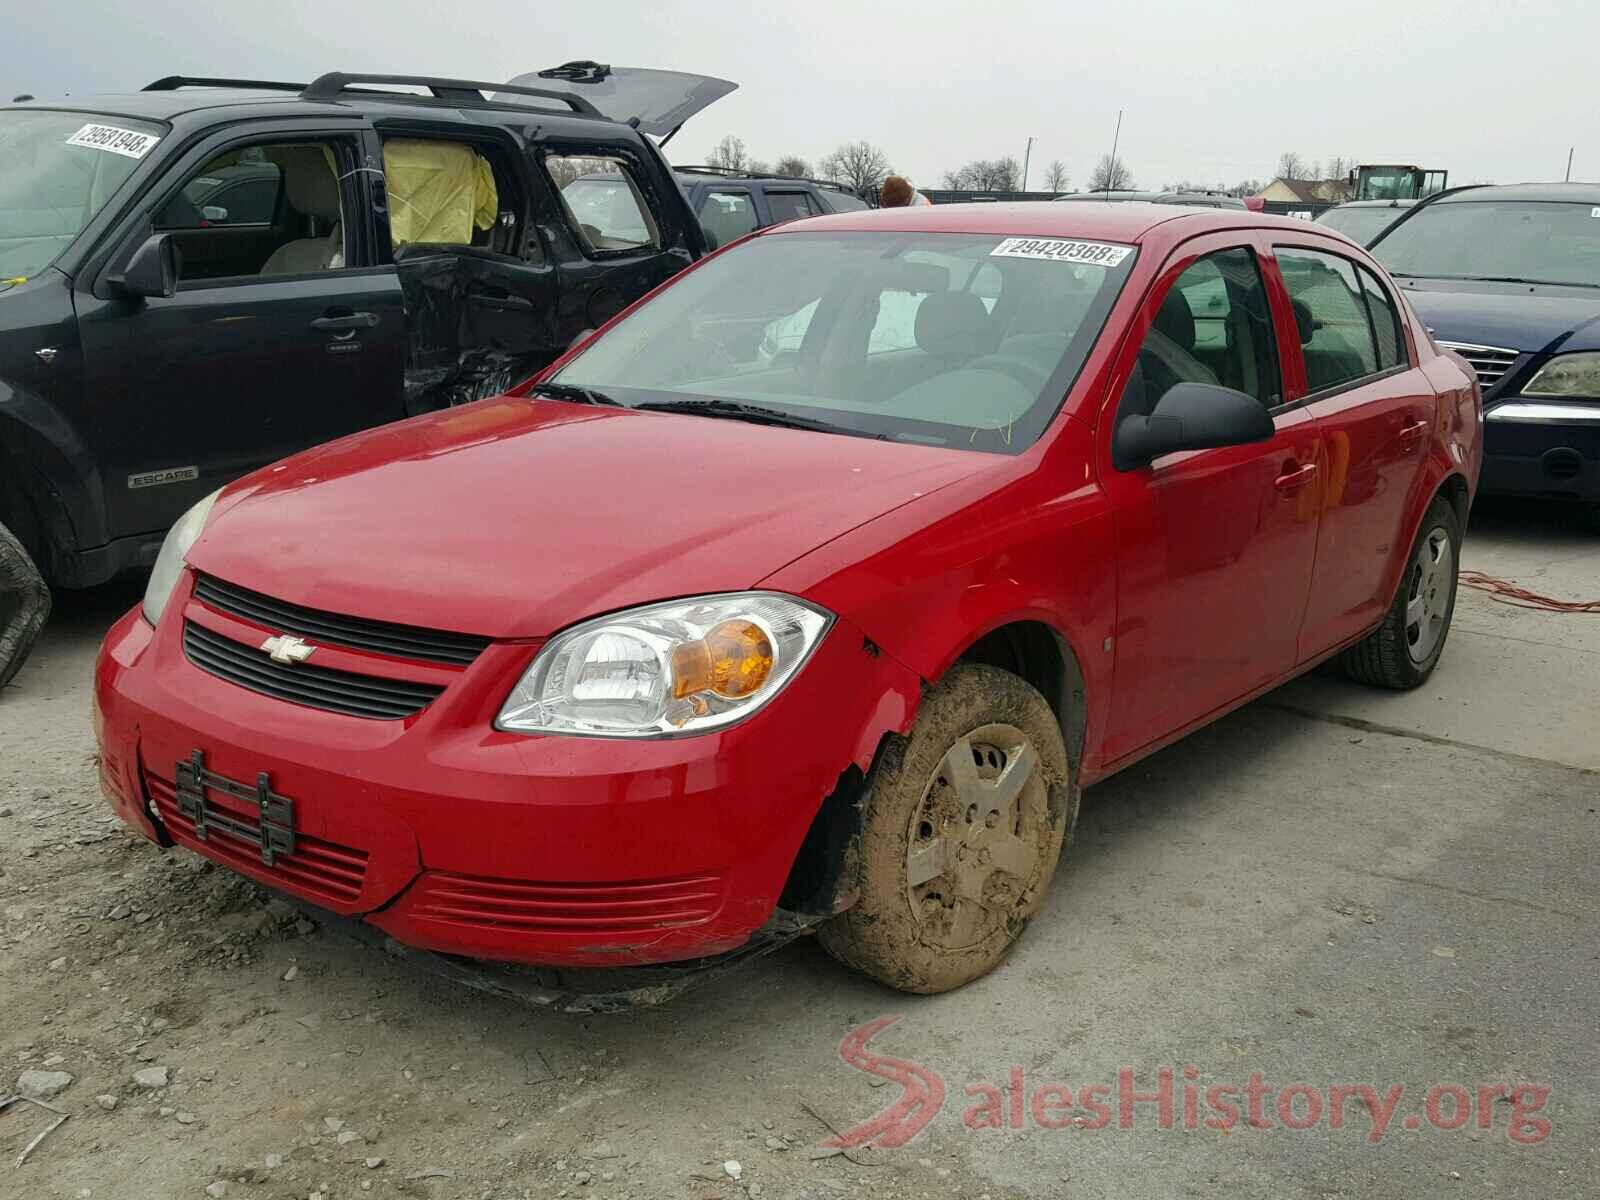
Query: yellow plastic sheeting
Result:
<box><xmin>383</xmin><ymin>139</ymin><xmax>498</xmax><ymax>247</ymax></box>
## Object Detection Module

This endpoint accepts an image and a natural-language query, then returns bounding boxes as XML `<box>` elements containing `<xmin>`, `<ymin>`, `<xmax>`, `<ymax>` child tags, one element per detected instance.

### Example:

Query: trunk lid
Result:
<box><xmin>496</xmin><ymin>63</ymin><xmax>736</xmax><ymax>137</ymax></box>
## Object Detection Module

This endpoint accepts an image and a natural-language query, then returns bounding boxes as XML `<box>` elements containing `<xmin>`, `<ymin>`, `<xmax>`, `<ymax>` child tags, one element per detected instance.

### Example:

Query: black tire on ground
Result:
<box><xmin>817</xmin><ymin>663</ymin><xmax>1076</xmax><ymax>994</ymax></box>
<box><xmin>0</xmin><ymin>518</ymin><xmax>51</xmax><ymax>693</ymax></box>
<box><xmin>1337</xmin><ymin>496</ymin><xmax>1461</xmax><ymax>690</ymax></box>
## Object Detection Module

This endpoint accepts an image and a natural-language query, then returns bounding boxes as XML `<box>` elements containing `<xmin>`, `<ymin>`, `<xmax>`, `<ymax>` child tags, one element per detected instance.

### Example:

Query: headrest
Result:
<box><xmin>1292</xmin><ymin>298</ymin><xmax>1318</xmax><ymax>345</ymax></box>
<box><xmin>914</xmin><ymin>291</ymin><xmax>999</xmax><ymax>359</ymax></box>
<box><xmin>1152</xmin><ymin>288</ymin><xmax>1196</xmax><ymax>351</ymax></box>
<box><xmin>267</xmin><ymin>146</ymin><xmax>341</xmax><ymax>221</ymax></box>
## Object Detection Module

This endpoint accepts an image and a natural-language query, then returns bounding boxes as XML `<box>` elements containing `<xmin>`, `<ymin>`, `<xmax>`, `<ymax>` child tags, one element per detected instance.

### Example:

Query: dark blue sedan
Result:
<box><xmin>1372</xmin><ymin>183</ymin><xmax>1600</xmax><ymax>519</ymax></box>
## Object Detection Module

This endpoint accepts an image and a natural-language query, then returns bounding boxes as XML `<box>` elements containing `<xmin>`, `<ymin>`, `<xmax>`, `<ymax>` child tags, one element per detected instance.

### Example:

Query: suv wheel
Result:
<box><xmin>0</xmin><ymin>518</ymin><xmax>51</xmax><ymax>692</ymax></box>
<box><xmin>818</xmin><ymin>664</ymin><xmax>1075</xmax><ymax>993</ymax></box>
<box><xmin>1337</xmin><ymin>496</ymin><xmax>1460</xmax><ymax>689</ymax></box>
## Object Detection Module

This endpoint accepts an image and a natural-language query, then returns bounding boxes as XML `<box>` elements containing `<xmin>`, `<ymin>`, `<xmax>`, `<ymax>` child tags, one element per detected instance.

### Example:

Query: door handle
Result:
<box><xmin>310</xmin><ymin>312</ymin><xmax>380</xmax><ymax>331</ymax></box>
<box><xmin>467</xmin><ymin>292</ymin><xmax>535</xmax><ymax>312</ymax></box>
<box><xmin>1398</xmin><ymin>419</ymin><xmax>1429</xmax><ymax>446</ymax></box>
<box><xmin>1273</xmin><ymin>462</ymin><xmax>1318</xmax><ymax>493</ymax></box>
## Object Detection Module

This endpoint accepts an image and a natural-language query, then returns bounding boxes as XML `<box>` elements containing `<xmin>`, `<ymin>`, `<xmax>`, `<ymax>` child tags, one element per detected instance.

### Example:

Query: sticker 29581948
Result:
<box><xmin>990</xmin><ymin>237</ymin><xmax>1133</xmax><ymax>267</ymax></box>
<box><xmin>65</xmin><ymin>124</ymin><xmax>161</xmax><ymax>160</ymax></box>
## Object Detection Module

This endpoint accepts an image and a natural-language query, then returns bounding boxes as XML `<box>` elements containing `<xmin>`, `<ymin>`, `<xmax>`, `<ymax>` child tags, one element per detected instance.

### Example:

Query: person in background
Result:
<box><xmin>880</xmin><ymin>175</ymin><xmax>931</xmax><ymax>207</ymax></box>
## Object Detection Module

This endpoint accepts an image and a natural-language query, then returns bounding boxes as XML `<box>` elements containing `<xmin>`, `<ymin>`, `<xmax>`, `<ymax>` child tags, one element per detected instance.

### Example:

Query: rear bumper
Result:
<box><xmin>94</xmin><ymin>583</ymin><xmax>918</xmax><ymax>971</ymax></box>
<box><xmin>1481</xmin><ymin>401</ymin><xmax>1600</xmax><ymax>501</ymax></box>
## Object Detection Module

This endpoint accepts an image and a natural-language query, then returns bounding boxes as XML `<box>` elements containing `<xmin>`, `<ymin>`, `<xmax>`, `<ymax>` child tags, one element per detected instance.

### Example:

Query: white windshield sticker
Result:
<box><xmin>990</xmin><ymin>237</ymin><xmax>1132</xmax><ymax>266</ymax></box>
<box><xmin>65</xmin><ymin>123</ymin><xmax>161</xmax><ymax>160</ymax></box>
<box><xmin>1592</xmin><ymin>207</ymin><xmax>1600</xmax><ymax>218</ymax></box>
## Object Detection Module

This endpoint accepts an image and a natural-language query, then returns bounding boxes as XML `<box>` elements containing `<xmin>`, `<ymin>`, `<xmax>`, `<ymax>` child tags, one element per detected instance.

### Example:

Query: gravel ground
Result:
<box><xmin>2</xmin><ymin>499</ymin><xmax>1596</xmax><ymax>1199</ymax></box>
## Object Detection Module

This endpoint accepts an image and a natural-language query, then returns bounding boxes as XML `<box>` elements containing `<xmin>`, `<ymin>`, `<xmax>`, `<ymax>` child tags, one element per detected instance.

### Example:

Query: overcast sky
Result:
<box><xmin>9</xmin><ymin>0</ymin><xmax>1594</xmax><ymax>190</ymax></box>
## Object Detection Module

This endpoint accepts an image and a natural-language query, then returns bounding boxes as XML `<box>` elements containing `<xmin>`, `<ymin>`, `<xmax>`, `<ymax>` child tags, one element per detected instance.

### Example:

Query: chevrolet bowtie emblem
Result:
<box><xmin>261</xmin><ymin>634</ymin><xmax>316</xmax><ymax>665</ymax></box>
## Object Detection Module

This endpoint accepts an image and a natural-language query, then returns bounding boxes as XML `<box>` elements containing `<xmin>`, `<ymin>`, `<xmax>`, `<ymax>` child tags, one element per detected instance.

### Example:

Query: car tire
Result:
<box><xmin>817</xmin><ymin>664</ymin><xmax>1075</xmax><ymax>994</ymax></box>
<box><xmin>1337</xmin><ymin>496</ymin><xmax>1460</xmax><ymax>690</ymax></box>
<box><xmin>0</xmin><ymin>518</ymin><xmax>51</xmax><ymax>693</ymax></box>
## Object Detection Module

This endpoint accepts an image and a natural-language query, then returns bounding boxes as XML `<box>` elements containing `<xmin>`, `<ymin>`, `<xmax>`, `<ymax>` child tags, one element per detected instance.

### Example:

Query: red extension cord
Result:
<box><xmin>1459</xmin><ymin>570</ymin><xmax>1600</xmax><ymax>614</ymax></box>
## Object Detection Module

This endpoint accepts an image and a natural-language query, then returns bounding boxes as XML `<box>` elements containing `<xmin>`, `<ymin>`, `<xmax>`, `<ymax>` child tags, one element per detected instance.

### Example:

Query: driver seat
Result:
<box><xmin>260</xmin><ymin>147</ymin><xmax>343</xmax><ymax>275</ymax></box>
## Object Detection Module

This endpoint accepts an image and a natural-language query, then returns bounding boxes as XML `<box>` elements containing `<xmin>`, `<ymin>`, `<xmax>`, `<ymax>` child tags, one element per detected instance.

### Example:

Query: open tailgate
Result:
<box><xmin>497</xmin><ymin>62</ymin><xmax>736</xmax><ymax>137</ymax></box>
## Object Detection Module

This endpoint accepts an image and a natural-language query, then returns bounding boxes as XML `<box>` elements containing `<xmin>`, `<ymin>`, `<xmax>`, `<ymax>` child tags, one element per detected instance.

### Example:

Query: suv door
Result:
<box><xmin>370</xmin><ymin>126</ymin><xmax>561</xmax><ymax>410</ymax></box>
<box><xmin>1270</xmin><ymin>243</ymin><xmax>1435</xmax><ymax>657</ymax></box>
<box><xmin>1100</xmin><ymin>235</ymin><xmax>1323</xmax><ymax>765</ymax></box>
<box><xmin>76</xmin><ymin>123</ymin><xmax>405</xmax><ymax>538</ymax></box>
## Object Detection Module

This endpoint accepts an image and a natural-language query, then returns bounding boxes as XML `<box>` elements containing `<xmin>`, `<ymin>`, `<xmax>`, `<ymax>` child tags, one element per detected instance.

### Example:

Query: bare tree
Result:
<box><xmin>1276</xmin><ymin>151</ymin><xmax>1306</xmax><ymax>180</ymax></box>
<box><xmin>818</xmin><ymin>141</ymin><xmax>892</xmax><ymax>193</ymax></box>
<box><xmin>1306</xmin><ymin>160</ymin><xmax>1323</xmax><ymax>182</ymax></box>
<box><xmin>1326</xmin><ymin>155</ymin><xmax>1351</xmax><ymax>182</ymax></box>
<box><xmin>748</xmin><ymin>159</ymin><xmax>771</xmax><ymax>176</ymax></box>
<box><xmin>942</xmin><ymin>157</ymin><xmax>1022</xmax><ymax>191</ymax></box>
<box><xmin>706</xmin><ymin>135</ymin><xmax>749</xmax><ymax>172</ymax></box>
<box><xmin>1232</xmin><ymin>178</ymin><xmax>1266</xmax><ymax>197</ymax></box>
<box><xmin>1043</xmin><ymin>160</ymin><xmax>1070</xmax><ymax>192</ymax></box>
<box><xmin>544</xmin><ymin>156</ymin><xmax>614</xmax><ymax>188</ymax></box>
<box><xmin>774</xmin><ymin>155</ymin><xmax>811</xmax><ymax>178</ymax></box>
<box><xmin>1087</xmin><ymin>154</ymin><xmax>1134</xmax><ymax>192</ymax></box>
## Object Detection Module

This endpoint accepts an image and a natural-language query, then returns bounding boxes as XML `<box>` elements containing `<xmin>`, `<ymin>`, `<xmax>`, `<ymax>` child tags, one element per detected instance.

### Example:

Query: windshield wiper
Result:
<box><xmin>527</xmin><ymin>382</ymin><xmax>623</xmax><ymax>407</ymax></box>
<box><xmin>633</xmin><ymin>398</ymin><xmax>846</xmax><ymax>434</ymax></box>
<box><xmin>1386</xmin><ymin>272</ymin><xmax>1598</xmax><ymax>289</ymax></box>
<box><xmin>1467</xmin><ymin>276</ymin><xmax>1598</xmax><ymax>289</ymax></box>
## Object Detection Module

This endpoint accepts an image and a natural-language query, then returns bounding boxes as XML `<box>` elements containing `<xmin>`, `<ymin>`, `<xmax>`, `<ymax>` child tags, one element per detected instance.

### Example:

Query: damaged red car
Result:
<box><xmin>95</xmin><ymin>202</ymin><xmax>1481</xmax><ymax>1002</ymax></box>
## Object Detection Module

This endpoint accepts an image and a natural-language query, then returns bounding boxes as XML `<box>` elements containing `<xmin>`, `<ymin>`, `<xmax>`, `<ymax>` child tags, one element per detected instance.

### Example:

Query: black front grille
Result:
<box><xmin>183</xmin><ymin>622</ymin><xmax>444</xmax><ymax>720</ymax></box>
<box><xmin>192</xmin><ymin>574</ymin><xmax>489</xmax><ymax>666</ymax></box>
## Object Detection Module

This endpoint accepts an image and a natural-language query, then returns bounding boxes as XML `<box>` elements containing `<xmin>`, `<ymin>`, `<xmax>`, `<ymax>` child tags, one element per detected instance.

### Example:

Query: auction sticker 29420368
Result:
<box><xmin>990</xmin><ymin>237</ymin><xmax>1133</xmax><ymax>267</ymax></box>
<box><xmin>65</xmin><ymin>124</ymin><xmax>162</xmax><ymax>160</ymax></box>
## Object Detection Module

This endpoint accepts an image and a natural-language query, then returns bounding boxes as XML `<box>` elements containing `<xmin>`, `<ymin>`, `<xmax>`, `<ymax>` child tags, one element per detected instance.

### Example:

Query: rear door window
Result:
<box><xmin>764</xmin><ymin>190</ymin><xmax>821</xmax><ymax>223</ymax></box>
<box><xmin>697</xmin><ymin>188</ymin><xmax>759</xmax><ymax>245</ymax></box>
<box><xmin>1356</xmin><ymin>264</ymin><xmax>1407</xmax><ymax>369</ymax></box>
<box><xmin>1275</xmin><ymin>247</ymin><xmax>1381</xmax><ymax>393</ymax></box>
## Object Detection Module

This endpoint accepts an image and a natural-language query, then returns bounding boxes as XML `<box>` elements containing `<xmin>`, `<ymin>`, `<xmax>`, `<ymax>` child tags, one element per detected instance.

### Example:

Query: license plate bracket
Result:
<box><xmin>173</xmin><ymin>749</ymin><xmax>296</xmax><ymax>867</ymax></box>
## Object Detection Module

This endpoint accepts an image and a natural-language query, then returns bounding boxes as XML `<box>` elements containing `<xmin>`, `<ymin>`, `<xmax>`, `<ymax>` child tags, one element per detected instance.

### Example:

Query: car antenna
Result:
<box><xmin>1104</xmin><ymin>109</ymin><xmax>1122</xmax><ymax>200</ymax></box>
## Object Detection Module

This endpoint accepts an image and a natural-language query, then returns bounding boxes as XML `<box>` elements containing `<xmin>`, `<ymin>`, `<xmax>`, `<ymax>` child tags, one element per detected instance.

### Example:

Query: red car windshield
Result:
<box><xmin>553</xmin><ymin>230</ymin><xmax>1137</xmax><ymax>453</ymax></box>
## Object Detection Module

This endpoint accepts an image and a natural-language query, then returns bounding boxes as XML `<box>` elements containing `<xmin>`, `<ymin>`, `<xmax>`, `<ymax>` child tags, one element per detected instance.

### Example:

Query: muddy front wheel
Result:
<box><xmin>818</xmin><ymin>664</ymin><xmax>1074</xmax><ymax>994</ymax></box>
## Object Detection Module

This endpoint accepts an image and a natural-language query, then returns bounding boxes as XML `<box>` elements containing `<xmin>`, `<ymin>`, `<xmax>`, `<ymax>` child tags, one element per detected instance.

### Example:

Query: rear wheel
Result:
<box><xmin>1337</xmin><ymin>496</ymin><xmax>1460</xmax><ymax>689</ymax></box>
<box><xmin>0</xmin><ymin>518</ymin><xmax>51</xmax><ymax>693</ymax></box>
<box><xmin>818</xmin><ymin>664</ymin><xmax>1075</xmax><ymax>994</ymax></box>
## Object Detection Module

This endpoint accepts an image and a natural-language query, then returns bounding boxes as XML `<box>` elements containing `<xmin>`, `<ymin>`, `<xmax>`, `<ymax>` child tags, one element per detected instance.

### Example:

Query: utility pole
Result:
<box><xmin>1022</xmin><ymin>136</ymin><xmax>1034</xmax><ymax>192</ymax></box>
<box><xmin>1566</xmin><ymin>147</ymin><xmax>1575</xmax><ymax>182</ymax></box>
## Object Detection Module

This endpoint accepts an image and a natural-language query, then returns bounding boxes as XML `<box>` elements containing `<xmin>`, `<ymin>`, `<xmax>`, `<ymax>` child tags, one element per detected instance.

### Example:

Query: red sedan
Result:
<box><xmin>95</xmin><ymin>202</ymin><xmax>1480</xmax><ymax>998</ymax></box>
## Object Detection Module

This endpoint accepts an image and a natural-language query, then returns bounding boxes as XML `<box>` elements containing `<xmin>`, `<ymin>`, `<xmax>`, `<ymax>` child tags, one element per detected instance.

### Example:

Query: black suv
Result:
<box><xmin>0</xmin><ymin>65</ymin><xmax>733</xmax><ymax>686</ymax></box>
<box><xmin>672</xmin><ymin>166</ymin><xmax>868</xmax><ymax>247</ymax></box>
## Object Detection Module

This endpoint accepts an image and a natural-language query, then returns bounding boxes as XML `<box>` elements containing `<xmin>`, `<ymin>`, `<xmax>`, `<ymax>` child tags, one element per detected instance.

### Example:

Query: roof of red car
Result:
<box><xmin>770</xmin><ymin>200</ymin><xmax>1328</xmax><ymax>244</ymax></box>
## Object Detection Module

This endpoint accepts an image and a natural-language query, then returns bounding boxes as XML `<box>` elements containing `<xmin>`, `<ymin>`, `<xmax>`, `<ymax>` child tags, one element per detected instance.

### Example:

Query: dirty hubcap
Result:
<box><xmin>1405</xmin><ymin>525</ymin><xmax>1453</xmax><ymax>663</ymax></box>
<box><xmin>904</xmin><ymin>724</ymin><xmax>1046</xmax><ymax>950</ymax></box>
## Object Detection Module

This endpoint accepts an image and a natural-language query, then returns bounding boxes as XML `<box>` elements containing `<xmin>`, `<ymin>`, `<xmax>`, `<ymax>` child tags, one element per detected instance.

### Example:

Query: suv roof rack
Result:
<box><xmin>673</xmin><ymin>164</ymin><xmax>857</xmax><ymax>193</ymax></box>
<box><xmin>300</xmin><ymin>72</ymin><xmax>601</xmax><ymax>117</ymax></box>
<box><xmin>145</xmin><ymin>76</ymin><xmax>307</xmax><ymax>92</ymax></box>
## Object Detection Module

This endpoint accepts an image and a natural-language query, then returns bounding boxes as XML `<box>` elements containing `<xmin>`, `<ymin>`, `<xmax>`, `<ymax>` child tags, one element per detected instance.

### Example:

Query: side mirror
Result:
<box><xmin>110</xmin><ymin>234</ymin><xmax>177</xmax><ymax>300</ymax></box>
<box><xmin>200</xmin><ymin>205</ymin><xmax>229</xmax><ymax>223</ymax></box>
<box><xmin>1113</xmin><ymin>382</ymin><xmax>1275</xmax><ymax>470</ymax></box>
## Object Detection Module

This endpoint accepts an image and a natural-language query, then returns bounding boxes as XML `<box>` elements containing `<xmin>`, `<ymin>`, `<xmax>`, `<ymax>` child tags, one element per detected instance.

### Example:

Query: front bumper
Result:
<box><xmin>95</xmin><ymin>577</ymin><xmax>917</xmax><ymax>971</ymax></box>
<box><xmin>1481</xmin><ymin>400</ymin><xmax>1600</xmax><ymax>501</ymax></box>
